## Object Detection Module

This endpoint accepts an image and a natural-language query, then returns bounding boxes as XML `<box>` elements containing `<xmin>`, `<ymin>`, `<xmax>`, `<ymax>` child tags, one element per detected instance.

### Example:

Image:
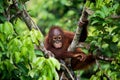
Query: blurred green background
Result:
<box><xmin>26</xmin><ymin>0</ymin><xmax>85</xmax><ymax>35</ymax></box>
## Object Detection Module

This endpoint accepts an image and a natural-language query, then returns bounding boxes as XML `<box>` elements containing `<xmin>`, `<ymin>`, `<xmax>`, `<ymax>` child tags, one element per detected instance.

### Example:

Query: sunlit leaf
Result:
<box><xmin>102</xmin><ymin>43</ymin><xmax>109</xmax><ymax>49</ymax></box>
<box><xmin>96</xmin><ymin>10</ymin><xmax>106</xmax><ymax>18</ymax></box>
<box><xmin>113</xmin><ymin>3</ymin><xmax>119</xmax><ymax>10</ymax></box>
<box><xmin>14</xmin><ymin>52</ymin><xmax>21</xmax><ymax>63</ymax></box>
<box><xmin>96</xmin><ymin>71</ymin><xmax>102</xmax><ymax>76</ymax></box>
<box><xmin>112</xmin><ymin>35</ymin><xmax>119</xmax><ymax>42</ymax></box>
<box><xmin>91</xmin><ymin>20</ymin><xmax>99</xmax><ymax>25</ymax></box>
<box><xmin>90</xmin><ymin>75</ymin><xmax>97</xmax><ymax>80</ymax></box>
<box><xmin>0</xmin><ymin>24</ymin><xmax>3</xmax><ymax>33</ymax></box>
<box><xmin>3</xmin><ymin>22</ymin><xmax>14</xmax><ymax>36</ymax></box>
<box><xmin>49</xmin><ymin>57</ymin><xmax>60</xmax><ymax>70</ymax></box>
<box><xmin>117</xmin><ymin>41</ymin><xmax>120</xmax><ymax>47</ymax></box>
<box><xmin>0</xmin><ymin>41</ymin><xmax>4</xmax><ymax>51</ymax></box>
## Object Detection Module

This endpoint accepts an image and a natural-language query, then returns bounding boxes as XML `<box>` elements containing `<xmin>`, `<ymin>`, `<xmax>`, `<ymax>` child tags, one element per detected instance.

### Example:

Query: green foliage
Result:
<box><xmin>29</xmin><ymin>57</ymin><xmax>60</xmax><ymax>80</ymax></box>
<box><xmin>0</xmin><ymin>0</ymin><xmax>61</xmax><ymax>80</ymax></box>
<box><xmin>88</xmin><ymin>0</ymin><xmax>120</xmax><ymax>55</ymax></box>
<box><xmin>90</xmin><ymin>67</ymin><xmax>118</xmax><ymax>80</ymax></box>
<box><xmin>0</xmin><ymin>0</ymin><xmax>30</xmax><ymax>22</ymax></box>
<box><xmin>0</xmin><ymin>21</ymin><xmax>60</xmax><ymax>80</ymax></box>
<box><xmin>87</xmin><ymin>0</ymin><xmax>120</xmax><ymax>79</ymax></box>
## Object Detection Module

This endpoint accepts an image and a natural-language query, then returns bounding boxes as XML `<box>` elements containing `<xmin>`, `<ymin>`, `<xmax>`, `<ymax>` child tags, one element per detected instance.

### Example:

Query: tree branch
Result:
<box><xmin>63</xmin><ymin>7</ymin><xmax>89</xmax><ymax>80</ymax></box>
<box><xmin>68</xmin><ymin>8</ymin><xmax>88</xmax><ymax>52</ymax></box>
<box><xmin>12</xmin><ymin>0</ymin><xmax>54</xmax><ymax>58</ymax></box>
<box><xmin>61</xmin><ymin>63</ymin><xmax>74</xmax><ymax>80</ymax></box>
<box><xmin>77</xmin><ymin>42</ymin><xmax>115</xmax><ymax>62</ymax></box>
<box><xmin>96</xmin><ymin>55</ymin><xmax>114</xmax><ymax>62</ymax></box>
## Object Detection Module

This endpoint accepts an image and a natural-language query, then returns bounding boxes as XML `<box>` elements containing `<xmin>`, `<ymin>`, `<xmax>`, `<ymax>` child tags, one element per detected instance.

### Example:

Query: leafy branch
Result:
<box><xmin>12</xmin><ymin>0</ymin><xmax>54</xmax><ymax>58</ymax></box>
<box><xmin>68</xmin><ymin>8</ymin><xmax>88</xmax><ymax>52</ymax></box>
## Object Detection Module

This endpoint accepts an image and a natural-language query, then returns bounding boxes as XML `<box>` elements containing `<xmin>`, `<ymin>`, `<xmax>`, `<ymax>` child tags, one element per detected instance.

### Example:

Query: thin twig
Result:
<box><xmin>95</xmin><ymin>59</ymin><xmax>101</xmax><ymax>70</ymax></box>
<box><xmin>103</xmin><ymin>73</ymin><xmax>111</xmax><ymax>80</ymax></box>
<box><xmin>77</xmin><ymin>42</ymin><xmax>115</xmax><ymax>62</ymax></box>
<box><xmin>61</xmin><ymin>63</ymin><xmax>74</xmax><ymax>80</ymax></box>
<box><xmin>96</xmin><ymin>55</ymin><xmax>114</xmax><ymax>62</ymax></box>
<box><xmin>60</xmin><ymin>72</ymin><xmax>65</xmax><ymax>80</ymax></box>
<box><xmin>96</xmin><ymin>58</ymin><xmax>112</xmax><ymax>80</ymax></box>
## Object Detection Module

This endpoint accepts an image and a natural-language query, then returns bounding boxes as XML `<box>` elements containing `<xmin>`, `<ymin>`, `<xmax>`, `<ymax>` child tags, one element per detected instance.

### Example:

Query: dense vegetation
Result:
<box><xmin>0</xmin><ymin>0</ymin><xmax>120</xmax><ymax>80</ymax></box>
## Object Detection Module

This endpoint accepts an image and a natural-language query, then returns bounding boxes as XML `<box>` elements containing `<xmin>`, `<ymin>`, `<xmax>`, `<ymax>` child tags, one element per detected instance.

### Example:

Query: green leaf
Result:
<box><xmin>49</xmin><ymin>57</ymin><xmax>60</xmax><ymax>70</ymax></box>
<box><xmin>67</xmin><ymin>10</ymin><xmax>75</xmax><ymax>16</ymax></box>
<box><xmin>102</xmin><ymin>43</ymin><xmax>109</xmax><ymax>49</ymax></box>
<box><xmin>91</xmin><ymin>20</ymin><xmax>99</xmax><ymax>25</ymax></box>
<box><xmin>90</xmin><ymin>3</ymin><xmax>95</xmax><ymax>8</ymax></box>
<box><xmin>14</xmin><ymin>52</ymin><xmax>21</xmax><ymax>63</ymax></box>
<box><xmin>0</xmin><ymin>15</ymin><xmax>7</xmax><ymax>22</ymax></box>
<box><xmin>0</xmin><ymin>41</ymin><xmax>4</xmax><ymax>51</ymax></box>
<box><xmin>103</xmin><ymin>77</ymin><xmax>107</xmax><ymax>80</ymax></box>
<box><xmin>28</xmin><ymin>69</ymin><xmax>38</xmax><ymax>78</ymax></box>
<box><xmin>35</xmin><ymin>50</ymin><xmax>44</xmax><ymax>57</ymax></box>
<box><xmin>85</xmin><ymin>0</ymin><xmax>90</xmax><ymax>7</ymax></box>
<box><xmin>33</xmin><ymin>57</ymin><xmax>45</xmax><ymax>67</ymax></box>
<box><xmin>21</xmin><ymin>47</ymin><xmax>28</xmax><ymax>56</ymax></box>
<box><xmin>0</xmin><ymin>1</ymin><xmax>4</xmax><ymax>13</ymax></box>
<box><xmin>47</xmin><ymin>67</ymin><xmax>53</xmax><ymax>80</ymax></box>
<box><xmin>53</xmin><ymin>69</ymin><xmax>59</xmax><ymax>80</ymax></box>
<box><xmin>3</xmin><ymin>60</ymin><xmax>14</xmax><ymax>72</ymax></box>
<box><xmin>0</xmin><ymin>24</ymin><xmax>3</xmax><ymax>33</ymax></box>
<box><xmin>95</xmin><ymin>10</ymin><xmax>106</xmax><ymax>18</ymax></box>
<box><xmin>81</xmin><ymin>49</ymin><xmax>89</xmax><ymax>54</ymax></box>
<box><xmin>102</xmin><ymin>6</ymin><xmax>109</xmax><ymax>16</ymax></box>
<box><xmin>8</xmin><ymin>38</ymin><xmax>22</xmax><ymax>52</ymax></box>
<box><xmin>30</xmin><ymin>29</ymin><xmax>43</xmax><ymax>44</ymax></box>
<box><xmin>117</xmin><ymin>41</ymin><xmax>120</xmax><ymax>47</ymax></box>
<box><xmin>90</xmin><ymin>75</ymin><xmax>97</xmax><ymax>80</ymax></box>
<box><xmin>17</xmin><ymin>2</ymin><xmax>24</xmax><ymax>10</ymax></box>
<box><xmin>3</xmin><ymin>21</ymin><xmax>14</xmax><ymax>36</ymax></box>
<box><xmin>30</xmin><ymin>30</ymin><xmax>36</xmax><ymax>43</ymax></box>
<box><xmin>38</xmin><ymin>75</ymin><xmax>47</xmax><ymax>80</ymax></box>
<box><xmin>112</xmin><ymin>35</ymin><xmax>119</xmax><ymax>42</ymax></box>
<box><xmin>113</xmin><ymin>3</ymin><xmax>119</xmax><ymax>10</ymax></box>
<box><xmin>46</xmin><ymin>58</ymin><xmax>59</xmax><ymax>80</ymax></box>
<box><xmin>96</xmin><ymin>71</ymin><xmax>102</xmax><ymax>76</ymax></box>
<box><xmin>17</xmin><ymin>63</ymin><xmax>29</xmax><ymax>74</ymax></box>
